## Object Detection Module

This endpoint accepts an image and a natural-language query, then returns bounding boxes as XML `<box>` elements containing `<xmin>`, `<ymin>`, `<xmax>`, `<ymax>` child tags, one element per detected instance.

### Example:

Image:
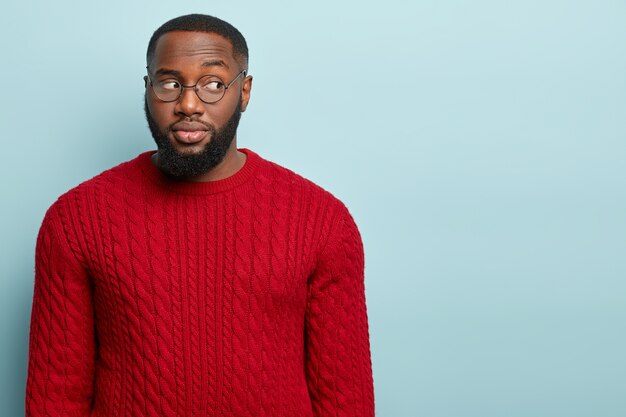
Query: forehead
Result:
<box><xmin>150</xmin><ymin>31</ymin><xmax>237</xmax><ymax>72</ymax></box>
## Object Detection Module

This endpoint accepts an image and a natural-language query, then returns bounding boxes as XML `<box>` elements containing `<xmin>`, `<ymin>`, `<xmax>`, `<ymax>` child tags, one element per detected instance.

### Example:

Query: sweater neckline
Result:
<box><xmin>137</xmin><ymin>148</ymin><xmax>261</xmax><ymax>195</ymax></box>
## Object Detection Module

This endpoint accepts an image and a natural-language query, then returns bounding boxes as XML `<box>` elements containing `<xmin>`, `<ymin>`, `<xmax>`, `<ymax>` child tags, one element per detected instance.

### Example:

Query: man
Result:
<box><xmin>26</xmin><ymin>14</ymin><xmax>374</xmax><ymax>417</ymax></box>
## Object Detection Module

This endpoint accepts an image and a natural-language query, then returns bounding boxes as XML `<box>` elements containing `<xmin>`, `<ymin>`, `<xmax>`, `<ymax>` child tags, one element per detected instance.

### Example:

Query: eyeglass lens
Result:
<box><xmin>152</xmin><ymin>75</ymin><xmax>226</xmax><ymax>103</ymax></box>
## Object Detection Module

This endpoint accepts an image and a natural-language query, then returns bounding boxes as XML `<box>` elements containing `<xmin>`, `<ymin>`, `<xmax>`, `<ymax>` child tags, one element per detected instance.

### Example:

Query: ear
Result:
<box><xmin>143</xmin><ymin>76</ymin><xmax>149</xmax><ymax>88</ymax></box>
<box><xmin>240</xmin><ymin>75</ymin><xmax>253</xmax><ymax>112</ymax></box>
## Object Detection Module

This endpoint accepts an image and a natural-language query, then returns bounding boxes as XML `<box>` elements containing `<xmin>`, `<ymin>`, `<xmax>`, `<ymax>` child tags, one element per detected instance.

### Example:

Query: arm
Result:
<box><xmin>26</xmin><ymin>205</ymin><xmax>96</xmax><ymax>416</ymax></box>
<box><xmin>305</xmin><ymin>204</ymin><xmax>375</xmax><ymax>417</ymax></box>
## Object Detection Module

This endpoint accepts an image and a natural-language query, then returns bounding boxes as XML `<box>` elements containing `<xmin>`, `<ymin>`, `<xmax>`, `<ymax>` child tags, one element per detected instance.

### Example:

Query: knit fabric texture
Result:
<box><xmin>26</xmin><ymin>148</ymin><xmax>374</xmax><ymax>417</ymax></box>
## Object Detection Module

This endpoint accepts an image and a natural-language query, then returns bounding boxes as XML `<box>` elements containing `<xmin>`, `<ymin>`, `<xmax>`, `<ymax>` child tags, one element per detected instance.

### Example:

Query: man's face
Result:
<box><xmin>144</xmin><ymin>31</ymin><xmax>251</xmax><ymax>178</ymax></box>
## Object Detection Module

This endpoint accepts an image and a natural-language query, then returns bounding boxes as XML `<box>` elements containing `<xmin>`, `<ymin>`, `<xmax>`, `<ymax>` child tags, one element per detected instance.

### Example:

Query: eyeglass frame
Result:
<box><xmin>144</xmin><ymin>68</ymin><xmax>247</xmax><ymax>104</ymax></box>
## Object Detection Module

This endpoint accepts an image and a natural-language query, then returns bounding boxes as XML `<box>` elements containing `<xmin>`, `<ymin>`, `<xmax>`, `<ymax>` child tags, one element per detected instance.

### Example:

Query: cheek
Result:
<box><xmin>147</xmin><ymin>99</ymin><xmax>174</xmax><ymax>129</ymax></box>
<box><xmin>212</xmin><ymin>95</ymin><xmax>241</xmax><ymax>124</ymax></box>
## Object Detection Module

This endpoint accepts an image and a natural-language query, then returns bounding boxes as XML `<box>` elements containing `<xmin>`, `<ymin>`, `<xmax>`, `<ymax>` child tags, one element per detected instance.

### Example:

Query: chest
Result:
<box><xmin>83</xmin><ymin>191</ymin><xmax>320</xmax><ymax>303</ymax></box>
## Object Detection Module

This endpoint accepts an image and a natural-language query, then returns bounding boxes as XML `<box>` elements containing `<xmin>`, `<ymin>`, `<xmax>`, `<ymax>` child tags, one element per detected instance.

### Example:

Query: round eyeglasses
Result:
<box><xmin>146</xmin><ymin>69</ymin><xmax>247</xmax><ymax>104</ymax></box>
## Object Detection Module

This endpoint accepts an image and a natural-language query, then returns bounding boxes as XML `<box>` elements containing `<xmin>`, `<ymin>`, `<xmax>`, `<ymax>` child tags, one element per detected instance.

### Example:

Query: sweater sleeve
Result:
<box><xmin>26</xmin><ymin>205</ymin><xmax>96</xmax><ymax>416</ymax></box>
<box><xmin>304</xmin><ymin>204</ymin><xmax>375</xmax><ymax>417</ymax></box>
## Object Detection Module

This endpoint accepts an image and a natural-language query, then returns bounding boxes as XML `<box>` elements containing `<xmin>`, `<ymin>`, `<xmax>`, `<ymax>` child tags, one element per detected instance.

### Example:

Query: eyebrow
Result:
<box><xmin>153</xmin><ymin>68</ymin><xmax>182</xmax><ymax>77</ymax></box>
<box><xmin>201</xmin><ymin>59</ymin><xmax>229</xmax><ymax>69</ymax></box>
<box><xmin>153</xmin><ymin>60</ymin><xmax>230</xmax><ymax>78</ymax></box>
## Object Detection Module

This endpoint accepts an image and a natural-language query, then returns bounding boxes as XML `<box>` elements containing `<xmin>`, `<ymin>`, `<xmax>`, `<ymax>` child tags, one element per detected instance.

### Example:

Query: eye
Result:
<box><xmin>158</xmin><ymin>80</ymin><xmax>180</xmax><ymax>90</ymax></box>
<box><xmin>199</xmin><ymin>78</ymin><xmax>224</xmax><ymax>92</ymax></box>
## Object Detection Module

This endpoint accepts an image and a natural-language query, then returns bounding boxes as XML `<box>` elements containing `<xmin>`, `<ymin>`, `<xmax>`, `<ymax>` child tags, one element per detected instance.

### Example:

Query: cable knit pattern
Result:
<box><xmin>26</xmin><ymin>148</ymin><xmax>375</xmax><ymax>417</ymax></box>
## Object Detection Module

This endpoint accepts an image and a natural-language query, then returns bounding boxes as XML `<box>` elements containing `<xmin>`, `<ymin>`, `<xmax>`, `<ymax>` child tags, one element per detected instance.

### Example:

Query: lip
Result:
<box><xmin>172</xmin><ymin>121</ymin><xmax>210</xmax><ymax>132</ymax></box>
<box><xmin>173</xmin><ymin>130</ymin><xmax>209</xmax><ymax>144</ymax></box>
<box><xmin>171</xmin><ymin>121</ymin><xmax>210</xmax><ymax>144</ymax></box>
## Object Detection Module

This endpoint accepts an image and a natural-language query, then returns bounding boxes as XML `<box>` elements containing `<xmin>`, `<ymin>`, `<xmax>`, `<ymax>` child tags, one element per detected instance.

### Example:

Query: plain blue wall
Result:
<box><xmin>2</xmin><ymin>1</ymin><xmax>625</xmax><ymax>416</ymax></box>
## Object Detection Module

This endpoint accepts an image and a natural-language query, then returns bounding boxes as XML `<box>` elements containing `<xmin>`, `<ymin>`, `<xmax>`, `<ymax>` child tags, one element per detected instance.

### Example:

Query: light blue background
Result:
<box><xmin>2</xmin><ymin>1</ymin><xmax>625</xmax><ymax>416</ymax></box>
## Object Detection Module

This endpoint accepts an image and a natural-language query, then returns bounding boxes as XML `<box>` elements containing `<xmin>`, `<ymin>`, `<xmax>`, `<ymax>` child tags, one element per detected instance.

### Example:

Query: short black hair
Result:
<box><xmin>146</xmin><ymin>14</ymin><xmax>248</xmax><ymax>70</ymax></box>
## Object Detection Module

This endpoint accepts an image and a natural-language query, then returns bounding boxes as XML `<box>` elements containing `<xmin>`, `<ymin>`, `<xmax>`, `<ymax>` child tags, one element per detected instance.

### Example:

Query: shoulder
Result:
<box><xmin>249</xmin><ymin>150</ymin><xmax>359</xmax><ymax>254</ymax></box>
<box><xmin>44</xmin><ymin>152</ymin><xmax>150</xmax><ymax>225</ymax></box>
<box><xmin>56</xmin><ymin>152</ymin><xmax>149</xmax><ymax>201</ymax></box>
<box><xmin>250</xmin><ymin>149</ymin><xmax>347</xmax><ymax>214</ymax></box>
<box><xmin>39</xmin><ymin>152</ymin><xmax>151</xmax><ymax>264</ymax></box>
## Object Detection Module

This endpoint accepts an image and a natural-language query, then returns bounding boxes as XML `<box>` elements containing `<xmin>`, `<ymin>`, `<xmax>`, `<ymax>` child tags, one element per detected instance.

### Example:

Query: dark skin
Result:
<box><xmin>145</xmin><ymin>31</ymin><xmax>253</xmax><ymax>182</ymax></box>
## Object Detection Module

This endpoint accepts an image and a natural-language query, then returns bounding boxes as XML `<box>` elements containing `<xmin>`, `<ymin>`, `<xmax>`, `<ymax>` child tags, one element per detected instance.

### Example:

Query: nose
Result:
<box><xmin>175</xmin><ymin>86</ymin><xmax>205</xmax><ymax>117</ymax></box>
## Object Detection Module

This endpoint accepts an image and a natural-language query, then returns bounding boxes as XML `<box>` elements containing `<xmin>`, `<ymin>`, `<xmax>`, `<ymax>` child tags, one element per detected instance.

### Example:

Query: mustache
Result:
<box><xmin>143</xmin><ymin>96</ymin><xmax>214</xmax><ymax>134</ymax></box>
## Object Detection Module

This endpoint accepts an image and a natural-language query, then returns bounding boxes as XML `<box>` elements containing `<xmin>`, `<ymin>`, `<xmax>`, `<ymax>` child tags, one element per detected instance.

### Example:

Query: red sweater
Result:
<box><xmin>26</xmin><ymin>148</ymin><xmax>374</xmax><ymax>417</ymax></box>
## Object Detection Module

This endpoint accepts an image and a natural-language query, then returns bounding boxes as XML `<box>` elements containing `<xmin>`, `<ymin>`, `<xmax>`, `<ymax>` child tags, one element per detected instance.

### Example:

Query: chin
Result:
<box><xmin>170</xmin><ymin>143</ymin><xmax>210</xmax><ymax>157</ymax></box>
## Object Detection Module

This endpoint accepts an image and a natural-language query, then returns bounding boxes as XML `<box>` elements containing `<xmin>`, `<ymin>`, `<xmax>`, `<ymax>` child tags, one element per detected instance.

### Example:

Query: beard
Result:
<box><xmin>144</xmin><ymin>96</ymin><xmax>242</xmax><ymax>179</ymax></box>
